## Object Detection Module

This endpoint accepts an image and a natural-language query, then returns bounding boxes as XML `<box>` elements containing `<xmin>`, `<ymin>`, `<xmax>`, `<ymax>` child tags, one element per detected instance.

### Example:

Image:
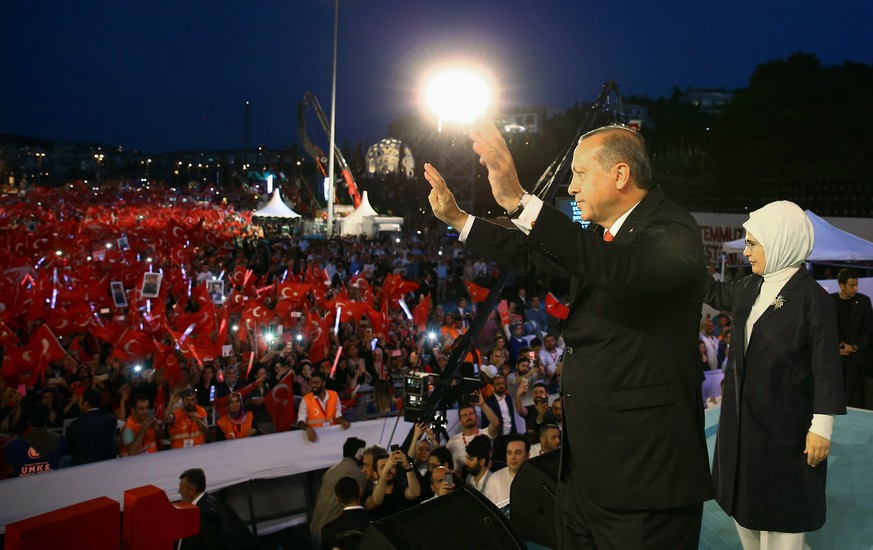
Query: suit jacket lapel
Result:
<box><xmin>565</xmin><ymin>189</ymin><xmax>664</xmax><ymax>316</ymax></box>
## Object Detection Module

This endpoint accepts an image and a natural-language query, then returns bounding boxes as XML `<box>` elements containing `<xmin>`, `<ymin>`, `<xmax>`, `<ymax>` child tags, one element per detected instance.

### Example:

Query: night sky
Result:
<box><xmin>2</xmin><ymin>0</ymin><xmax>871</xmax><ymax>153</ymax></box>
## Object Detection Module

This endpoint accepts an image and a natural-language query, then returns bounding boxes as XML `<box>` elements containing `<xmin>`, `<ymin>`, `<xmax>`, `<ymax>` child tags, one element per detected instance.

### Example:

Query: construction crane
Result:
<box><xmin>297</xmin><ymin>92</ymin><xmax>361</xmax><ymax>208</ymax></box>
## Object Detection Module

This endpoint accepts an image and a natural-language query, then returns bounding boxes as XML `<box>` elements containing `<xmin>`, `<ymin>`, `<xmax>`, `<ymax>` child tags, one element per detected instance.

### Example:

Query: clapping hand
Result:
<box><xmin>469</xmin><ymin>122</ymin><xmax>525</xmax><ymax>212</ymax></box>
<box><xmin>424</xmin><ymin>164</ymin><xmax>468</xmax><ymax>228</ymax></box>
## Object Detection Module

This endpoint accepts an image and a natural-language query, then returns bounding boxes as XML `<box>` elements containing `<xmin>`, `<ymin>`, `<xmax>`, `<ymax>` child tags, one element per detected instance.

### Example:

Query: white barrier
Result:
<box><xmin>0</xmin><ymin>416</ymin><xmax>422</xmax><ymax>533</ymax></box>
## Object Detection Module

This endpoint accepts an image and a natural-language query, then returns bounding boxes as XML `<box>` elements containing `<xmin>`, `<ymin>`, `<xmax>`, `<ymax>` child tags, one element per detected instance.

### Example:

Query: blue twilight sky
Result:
<box><xmin>1</xmin><ymin>0</ymin><xmax>871</xmax><ymax>153</ymax></box>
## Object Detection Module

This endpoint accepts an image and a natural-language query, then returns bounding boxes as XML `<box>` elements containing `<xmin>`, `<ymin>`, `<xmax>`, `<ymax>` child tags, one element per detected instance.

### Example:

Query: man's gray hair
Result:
<box><xmin>579</xmin><ymin>125</ymin><xmax>653</xmax><ymax>190</ymax></box>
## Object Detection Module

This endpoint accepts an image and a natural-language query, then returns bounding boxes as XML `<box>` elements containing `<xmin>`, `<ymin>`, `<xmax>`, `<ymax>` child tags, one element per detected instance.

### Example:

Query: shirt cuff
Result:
<box><xmin>809</xmin><ymin>414</ymin><xmax>834</xmax><ymax>440</ymax></box>
<box><xmin>510</xmin><ymin>196</ymin><xmax>544</xmax><ymax>235</ymax></box>
<box><xmin>458</xmin><ymin>215</ymin><xmax>476</xmax><ymax>242</ymax></box>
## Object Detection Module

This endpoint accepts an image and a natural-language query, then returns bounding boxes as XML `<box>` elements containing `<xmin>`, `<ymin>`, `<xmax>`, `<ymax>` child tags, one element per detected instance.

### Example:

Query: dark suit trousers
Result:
<box><xmin>842</xmin><ymin>355</ymin><xmax>866</xmax><ymax>408</ymax></box>
<box><xmin>556</xmin><ymin>467</ymin><xmax>702</xmax><ymax>550</ymax></box>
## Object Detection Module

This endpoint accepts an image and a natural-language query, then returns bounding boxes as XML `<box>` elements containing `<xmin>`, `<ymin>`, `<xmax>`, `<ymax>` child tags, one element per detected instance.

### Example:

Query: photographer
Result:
<box><xmin>518</xmin><ymin>382</ymin><xmax>551</xmax><ymax>439</ymax></box>
<box><xmin>363</xmin><ymin>448</ymin><xmax>421</xmax><ymax>519</ymax></box>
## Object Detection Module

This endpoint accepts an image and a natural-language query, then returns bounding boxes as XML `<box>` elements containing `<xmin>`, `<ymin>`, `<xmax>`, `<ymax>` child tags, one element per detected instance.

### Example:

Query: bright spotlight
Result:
<box><xmin>425</xmin><ymin>67</ymin><xmax>492</xmax><ymax>129</ymax></box>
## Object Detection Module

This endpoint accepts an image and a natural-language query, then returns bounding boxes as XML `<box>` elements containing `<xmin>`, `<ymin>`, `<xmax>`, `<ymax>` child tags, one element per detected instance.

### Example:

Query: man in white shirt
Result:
<box><xmin>446</xmin><ymin>396</ymin><xmax>499</xmax><ymax>471</ymax></box>
<box><xmin>484</xmin><ymin>433</ymin><xmax>530</xmax><ymax>507</ymax></box>
<box><xmin>529</xmin><ymin>423</ymin><xmax>561</xmax><ymax>457</ymax></box>
<box><xmin>538</xmin><ymin>334</ymin><xmax>564</xmax><ymax>380</ymax></box>
<box><xmin>699</xmin><ymin>318</ymin><xmax>719</xmax><ymax>370</ymax></box>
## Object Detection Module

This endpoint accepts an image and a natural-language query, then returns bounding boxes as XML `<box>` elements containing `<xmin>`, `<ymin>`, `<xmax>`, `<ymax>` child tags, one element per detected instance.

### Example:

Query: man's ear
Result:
<box><xmin>613</xmin><ymin>162</ymin><xmax>631</xmax><ymax>190</ymax></box>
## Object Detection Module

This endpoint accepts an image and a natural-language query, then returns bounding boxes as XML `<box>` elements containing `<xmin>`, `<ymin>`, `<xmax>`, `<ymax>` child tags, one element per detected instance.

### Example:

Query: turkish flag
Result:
<box><xmin>0</xmin><ymin>320</ymin><xmax>20</xmax><ymax>347</ymax></box>
<box><xmin>166</xmin><ymin>218</ymin><xmax>191</xmax><ymax>243</ymax></box>
<box><xmin>111</xmin><ymin>329</ymin><xmax>156</xmax><ymax>361</ymax></box>
<box><xmin>464</xmin><ymin>280</ymin><xmax>490</xmax><ymax>304</ymax></box>
<box><xmin>27</xmin><ymin>324</ymin><xmax>67</xmax><ymax>368</ymax></box>
<box><xmin>277</xmin><ymin>282</ymin><xmax>311</xmax><ymax>305</ymax></box>
<box><xmin>153</xmin><ymin>347</ymin><xmax>182</xmax><ymax>387</ymax></box>
<box><xmin>412</xmin><ymin>294</ymin><xmax>431</xmax><ymax>330</ymax></box>
<box><xmin>263</xmin><ymin>370</ymin><xmax>297</xmax><ymax>432</ymax></box>
<box><xmin>382</xmin><ymin>273</ymin><xmax>419</xmax><ymax>303</ymax></box>
<box><xmin>364</xmin><ymin>303</ymin><xmax>387</xmax><ymax>336</ymax></box>
<box><xmin>305</xmin><ymin>308</ymin><xmax>329</xmax><ymax>364</ymax></box>
<box><xmin>90</xmin><ymin>317</ymin><xmax>123</xmax><ymax>344</ymax></box>
<box><xmin>545</xmin><ymin>292</ymin><xmax>569</xmax><ymax>320</ymax></box>
<box><xmin>1</xmin><ymin>344</ymin><xmax>25</xmax><ymax>385</ymax></box>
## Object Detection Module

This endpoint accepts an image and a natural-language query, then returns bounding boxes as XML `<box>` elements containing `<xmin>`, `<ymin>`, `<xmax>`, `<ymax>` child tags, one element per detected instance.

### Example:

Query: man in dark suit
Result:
<box><xmin>178</xmin><ymin>468</ymin><xmax>223</xmax><ymax>550</ymax></box>
<box><xmin>177</xmin><ymin>468</ymin><xmax>256</xmax><ymax>550</ymax></box>
<box><xmin>424</xmin><ymin>122</ymin><xmax>713</xmax><ymax>548</ymax></box>
<box><xmin>66</xmin><ymin>388</ymin><xmax>118</xmax><ymax>465</ymax></box>
<box><xmin>321</xmin><ymin>476</ymin><xmax>373</xmax><ymax>550</ymax></box>
<box><xmin>480</xmin><ymin>374</ymin><xmax>524</xmax><ymax>458</ymax></box>
<box><xmin>832</xmin><ymin>268</ymin><xmax>873</xmax><ymax>407</ymax></box>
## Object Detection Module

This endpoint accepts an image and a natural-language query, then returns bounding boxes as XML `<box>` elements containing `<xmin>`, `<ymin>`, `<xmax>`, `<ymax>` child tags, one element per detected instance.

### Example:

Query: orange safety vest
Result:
<box><xmin>217</xmin><ymin>411</ymin><xmax>254</xmax><ymax>439</ymax></box>
<box><xmin>119</xmin><ymin>416</ymin><xmax>158</xmax><ymax>456</ymax></box>
<box><xmin>168</xmin><ymin>405</ymin><xmax>207</xmax><ymax>449</ymax></box>
<box><xmin>303</xmin><ymin>391</ymin><xmax>339</xmax><ymax>428</ymax></box>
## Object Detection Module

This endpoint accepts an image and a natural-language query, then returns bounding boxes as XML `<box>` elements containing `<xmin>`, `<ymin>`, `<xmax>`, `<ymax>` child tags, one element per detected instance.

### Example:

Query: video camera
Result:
<box><xmin>402</xmin><ymin>371</ymin><xmax>484</xmax><ymax>423</ymax></box>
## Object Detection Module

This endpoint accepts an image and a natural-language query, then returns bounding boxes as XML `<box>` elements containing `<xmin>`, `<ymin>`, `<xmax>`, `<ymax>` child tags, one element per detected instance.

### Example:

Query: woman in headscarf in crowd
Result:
<box><xmin>293</xmin><ymin>360</ymin><xmax>312</xmax><ymax>396</ymax></box>
<box><xmin>703</xmin><ymin>201</ymin><xmax>846</xmax><ymax>549</ymax></box>
<box><xmin>217</xmin><ymin>392</ymin><xmax>256</xmax><ymax>440</ymax></box>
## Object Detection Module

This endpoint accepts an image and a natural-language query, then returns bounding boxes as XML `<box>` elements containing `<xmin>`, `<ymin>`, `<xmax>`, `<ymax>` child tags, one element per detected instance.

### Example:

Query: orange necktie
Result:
<box><xmin>603</xmin><ymin>230</ymin><xmax>614</xmax><ymax>242</ymax></box>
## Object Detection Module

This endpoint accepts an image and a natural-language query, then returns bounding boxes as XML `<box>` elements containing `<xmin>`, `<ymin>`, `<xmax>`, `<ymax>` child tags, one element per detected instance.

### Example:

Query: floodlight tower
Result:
<box><xmin>425</xmin><ymin>68</ymin><xmax>494</xmax><ymax>217</ymax></box>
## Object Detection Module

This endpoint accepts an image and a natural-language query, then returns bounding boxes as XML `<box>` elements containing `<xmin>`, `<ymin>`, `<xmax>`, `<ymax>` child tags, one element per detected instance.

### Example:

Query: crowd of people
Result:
<box><xmin>4</xmin><ymin>118</ymin><xmax>871</xmax><ymax>550</ymax></box>
<box><xmin>0</xmin><ymin>178</ymin><xmax>570</xmax><ymax>481</ymax></box>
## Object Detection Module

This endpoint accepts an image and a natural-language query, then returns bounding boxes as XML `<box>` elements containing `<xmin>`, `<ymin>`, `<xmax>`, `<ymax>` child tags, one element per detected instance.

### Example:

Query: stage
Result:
<box><xmin>698</xmin><ymin>405</ymin><xmax>873</xmax><ymax>549</ymax></box>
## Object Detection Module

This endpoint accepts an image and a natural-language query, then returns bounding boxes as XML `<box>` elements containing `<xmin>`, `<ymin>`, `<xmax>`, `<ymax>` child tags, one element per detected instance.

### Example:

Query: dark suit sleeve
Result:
<box><xmin>703</xmin><ymin>272</ymin><xmax>736</xmax><ymax>312</ymax></box>
<box><xmin>465</xmin><ymin>216</ymin><xmax>573</xmax><ymax>280</ymax></box>
<box><xmin>856</xmin><ymin>295</ymin><xmax>873</xmax><ymax>351</ymax></box>
<box><xmin>196</xmin><ymin>495</ymin><xmax>225</xmax><ymax>550</ymax></box>
<box><xmin>489</xmin><ymin>203</ymin><xmax>702</xmax><ymax>294</ymax></box>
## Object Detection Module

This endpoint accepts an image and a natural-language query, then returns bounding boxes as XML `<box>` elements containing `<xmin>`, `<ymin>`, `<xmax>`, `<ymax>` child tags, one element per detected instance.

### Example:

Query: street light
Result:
<box><xmin>424</xmin><ymin>66</ymin><xmax>494</xmax><ymax>131</ymax></box>
<box><xmin>326</xmin><ymin>0</ymin><xmax>340</xmax><ymax>238</ymax></box>
<box><xmin>35</xmin><ymin>152</ymin><xmax>45</xmax><ymax>184</ymax></box>
<box><xmin>94</xmin><ymin>153</ymin><xmax>104</xmax><ymax>181</ymax></box>
<box><xmin>423</xmin><ymin>65</ymin><xmax>495</xmax><ymax>215</ymax></box>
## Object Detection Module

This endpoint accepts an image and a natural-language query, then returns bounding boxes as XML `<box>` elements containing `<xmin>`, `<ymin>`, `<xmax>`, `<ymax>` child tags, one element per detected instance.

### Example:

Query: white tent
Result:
<box><xmin>252</xmin><ymin>190</ymin><xmax>301</xmax><ymax>219</ymax></box>
<box><xmin>340</xmin><ymin>190</ymin><xmax>380</xmax><ymax>236</ymax></box>
<box><xmin>722</xmin><ymin>209</ymin><xmax>873</xmax><ymax>261</ymax></box>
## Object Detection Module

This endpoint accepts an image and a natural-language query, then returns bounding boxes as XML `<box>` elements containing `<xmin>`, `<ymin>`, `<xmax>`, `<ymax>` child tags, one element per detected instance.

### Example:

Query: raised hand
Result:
<box><xmin>424</xmin><ymin>163</ymin><xmax>469</xmax><ymax>228</ymax></box>
<box><xmin>469</xmin><ymin>122</ymin><xmax>526</xmax><ymax>211</ymax></box>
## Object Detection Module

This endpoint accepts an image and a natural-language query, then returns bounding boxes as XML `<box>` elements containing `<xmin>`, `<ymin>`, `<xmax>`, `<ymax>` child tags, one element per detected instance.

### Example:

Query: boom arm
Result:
<box><xmin>297</xmin><ymin>92</ymin><xmax>361</xmax><ymax>208</ymax></box>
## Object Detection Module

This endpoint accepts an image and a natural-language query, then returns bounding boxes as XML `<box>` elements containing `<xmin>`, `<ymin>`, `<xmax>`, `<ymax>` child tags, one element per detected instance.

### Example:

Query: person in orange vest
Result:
<box><xmin>217</xmin><ymin>392</ymin><xmax>256</xmax><ymax>440</ymax></box>
<box><xmin>297</xmin><ymin>371</ymin><xmax>350</xmax><ymax>443</ymax></box>
<box><xmin>119</xmin><ymin>395</ymin><xmax>164</xmax><ymax>456</ymax></box>
<box><xmin>163</xmin><ymin>388</ymin><xmax>208</xmax><ymax>449</ymax></box>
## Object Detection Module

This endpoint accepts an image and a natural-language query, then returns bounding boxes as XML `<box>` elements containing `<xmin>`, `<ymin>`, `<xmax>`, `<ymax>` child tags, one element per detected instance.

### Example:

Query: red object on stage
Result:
<box><xmin>122</xmin><ymin>484</ymin><xmax>199</xmax><ymax>550</ymax></box>
<box><xmin>4</xmin><ymin>496</ymin><xmax>120</xmax><ymax>550</ymax></box>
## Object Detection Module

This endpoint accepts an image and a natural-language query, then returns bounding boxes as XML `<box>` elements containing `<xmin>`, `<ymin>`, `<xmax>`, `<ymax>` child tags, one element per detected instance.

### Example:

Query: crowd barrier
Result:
<box><xmin>0</xmin><ymin>415</ymin><xmax>426</xmax><ymax>534</ymax></box>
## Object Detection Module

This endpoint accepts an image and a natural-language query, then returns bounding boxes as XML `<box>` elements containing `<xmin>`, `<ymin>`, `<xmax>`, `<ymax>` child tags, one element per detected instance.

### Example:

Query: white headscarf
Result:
<box><xmin>743</xmin><ymin>201</ymin><xmax>815</xmax><ymax>348</ymax></box>
<box><xmin>742</xmin><ymin>201</ymin><xmax>814</xmax><ymax>276</ymax></box>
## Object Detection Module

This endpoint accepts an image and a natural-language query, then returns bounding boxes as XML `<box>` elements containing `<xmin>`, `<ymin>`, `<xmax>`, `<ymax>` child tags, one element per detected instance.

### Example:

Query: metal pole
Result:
<box><xmin>326</xmin><ymin>0</ymin><xmax>339</xmax><ymax>237</ymax></box>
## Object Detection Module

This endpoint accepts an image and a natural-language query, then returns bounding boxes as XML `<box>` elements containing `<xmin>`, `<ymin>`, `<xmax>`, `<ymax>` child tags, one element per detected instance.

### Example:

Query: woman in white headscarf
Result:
<box><xmin>704</xmin><ymin>201</ymin><xmax>846</xmax><ymax>549</ymax></box>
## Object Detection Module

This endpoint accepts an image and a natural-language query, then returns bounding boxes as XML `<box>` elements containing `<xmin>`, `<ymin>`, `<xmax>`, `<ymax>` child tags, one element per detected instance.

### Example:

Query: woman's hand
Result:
<box><xmin>805</xmin><ymin>431</ymin><xmax>830</xmax><ymax>467</ymax></box>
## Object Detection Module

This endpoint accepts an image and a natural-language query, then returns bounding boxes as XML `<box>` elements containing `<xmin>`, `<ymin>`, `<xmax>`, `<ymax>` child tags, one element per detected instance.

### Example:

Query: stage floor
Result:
<box><xmin>700</xmin><ymin>405</ymin><xmax>873</xmax><ymax>549</ymax></box>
